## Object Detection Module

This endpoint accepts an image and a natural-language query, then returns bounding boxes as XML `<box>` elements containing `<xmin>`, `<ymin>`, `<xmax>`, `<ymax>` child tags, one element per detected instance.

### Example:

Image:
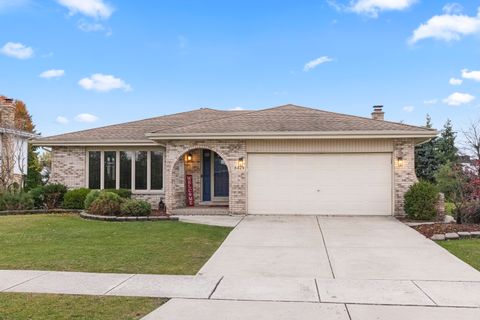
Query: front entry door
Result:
<box><xmin>213</xmin><ymin>152</ymin><xmax>229</xmax><ymax>198</ymax></box>
<box><xmin>202</xmin><ymin>150</ymin><xmax>229</xmax><ymax>201</ymax></box>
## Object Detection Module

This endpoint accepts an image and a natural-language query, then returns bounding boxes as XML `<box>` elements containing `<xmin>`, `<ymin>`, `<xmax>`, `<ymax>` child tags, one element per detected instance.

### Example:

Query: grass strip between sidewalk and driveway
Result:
<box><xmin>439</xmin><ymin>239</ymin><xmax>480</xmax><ymax>271</ymax></box>
<box><xmin>0</xmin><ymin>292</ymin><xmax>166</xmax><ymax>320</ymax></box>
<box><xmin>0</xmin><ymin>214</ymin><xmax>231</xmax><ymax>275</ymax></box>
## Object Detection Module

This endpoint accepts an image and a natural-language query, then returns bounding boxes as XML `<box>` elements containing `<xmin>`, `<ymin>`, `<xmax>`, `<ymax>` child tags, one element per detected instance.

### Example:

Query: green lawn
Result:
<box><xmin>439</xmin><ymin>239</ymin><xmax>480</xmax><ymax>271</ymax></box>
<box><xmin>0</xmin><ymin>214</ymin><xmax>231</xmax><ymax>274</ymax></box>
<box><xmin>0</xmin><ymin>293</ymin><xmax>166</xmax><ymax>320</ymax></box>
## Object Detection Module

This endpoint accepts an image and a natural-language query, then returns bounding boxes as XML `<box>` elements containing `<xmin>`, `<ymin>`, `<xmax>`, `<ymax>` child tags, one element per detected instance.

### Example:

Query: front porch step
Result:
<box><xmin>170</xmin><ymin>207</ymin><xmax>230</xmax><ymax>216</ymax></box>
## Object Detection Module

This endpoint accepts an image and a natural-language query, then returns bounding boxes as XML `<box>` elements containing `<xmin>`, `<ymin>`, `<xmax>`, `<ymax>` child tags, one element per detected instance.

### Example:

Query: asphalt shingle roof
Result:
<box><xmin>36</xmin><ymin>104</ymin><xmax>434</xmax><ymax>144</ymax></box>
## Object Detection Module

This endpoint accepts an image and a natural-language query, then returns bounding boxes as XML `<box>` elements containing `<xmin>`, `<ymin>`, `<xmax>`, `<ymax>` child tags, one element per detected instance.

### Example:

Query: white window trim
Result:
<box><xmin>86</xmin><ymin>147</ymin><xmax>165</xmax><ymax>194</ymax></box>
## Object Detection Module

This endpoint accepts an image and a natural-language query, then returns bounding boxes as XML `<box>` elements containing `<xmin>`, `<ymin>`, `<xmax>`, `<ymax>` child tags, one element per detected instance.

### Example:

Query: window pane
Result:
<box><xmin>120</xmin><ymin>151</ymin><xmax>132</xmax><ymax>189</ymax></box>
<box><xmin>135</xmin><ymin>151</ymin><xmax>147</xmax><ymax>190</ymax></box>
<box><xmin>88</xmin><ymin>151</ymin><xmax>101</xmax><ymax>189</ymax></box>
<box><xmin>150</xmin><ymin>151</ymin><xmax>163</xmax><ymax>190</ymax></box>
<box><xmin>104</xmin><ymin>151</ymin><xmax>116</xmax><ymax>189</ymax></box>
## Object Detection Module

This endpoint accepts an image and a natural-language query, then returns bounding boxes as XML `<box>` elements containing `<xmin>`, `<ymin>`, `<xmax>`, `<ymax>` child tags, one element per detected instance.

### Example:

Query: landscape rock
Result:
<box><xmin>457</xmin><ymin>232</ymin><xmax>471</xmax><ymax>238</ymax></box>
<box><xmin>445</xmin><ymin>232</ymin><xmax>460</xmax><ymax>240</ymax></box>
<box><xmin>430</xmin><ymin>234</ymin><xmax>445</xmax><ymax>241</ymax></box>
<box><xmin>444</xmin><ymin>215</ymin><xmax>455</xmax><ymax>223</ymax></box>
<box><xmin>470</xmin><ymin>231</ymin><xmax>480</xmax><ymax>238</ymax></box>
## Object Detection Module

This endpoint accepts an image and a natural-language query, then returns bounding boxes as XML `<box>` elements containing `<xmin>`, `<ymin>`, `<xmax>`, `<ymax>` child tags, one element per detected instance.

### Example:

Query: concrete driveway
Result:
<box><xmin>199</xmin><ymin>215</ymin><xmax>480</xmax><ymax>281</ymax></box>
<box><xmin>145</xmin><ymin>215</ymin><xmax>480</xmax><ymax>319</ymax></box>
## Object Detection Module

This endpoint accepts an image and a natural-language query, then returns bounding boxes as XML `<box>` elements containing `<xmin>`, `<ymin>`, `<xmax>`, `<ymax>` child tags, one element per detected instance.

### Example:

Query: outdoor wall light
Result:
<box><xmin>186</xmin><ymin>153</ymin><xmax>193</xmax><ymax>162</ymax></box>
<box><xmin>396</xmin><ymin>157</ymin><xmax>404</xmax><ymax>168</ymax></box>
<box><xmin>236</xmin><ymin>157</ymin><xmax>245</xmax><ymax>169</ymax></box>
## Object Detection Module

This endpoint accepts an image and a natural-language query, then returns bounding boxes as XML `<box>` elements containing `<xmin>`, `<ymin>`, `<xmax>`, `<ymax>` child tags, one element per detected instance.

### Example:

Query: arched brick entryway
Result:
<box><xmin>164</xmin><ymin>140</ymin><xmax>247</xmax><ymax>215</ymax></box>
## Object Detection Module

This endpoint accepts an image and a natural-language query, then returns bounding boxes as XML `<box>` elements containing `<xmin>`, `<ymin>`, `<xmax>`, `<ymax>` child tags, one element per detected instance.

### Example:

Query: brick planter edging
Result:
<box><xmin>431</xmin><ymin>231</ymin><xmax>480</xmax><ymax>241</ymax></box>
<box><xmin>80</xmin><ymin>211</ymin><xmax>178</xmax><ymax>222</ymax></box>
<box><xmin>0</xmin><ymin>209</ymin><xmax>82</xmax><ymax>216</ymax></box>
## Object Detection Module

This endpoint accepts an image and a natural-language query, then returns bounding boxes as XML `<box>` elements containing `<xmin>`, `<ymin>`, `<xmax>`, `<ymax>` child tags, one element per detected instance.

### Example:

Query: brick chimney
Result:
<box><xmin>0</xmin><ymin>96</ymin><xmax>15</xmax><ymax>128</ymax></box>
<box><xmin>371</xmin><ymin>105</ymin><xmax>384</xmax><ymax>121</ymax></box>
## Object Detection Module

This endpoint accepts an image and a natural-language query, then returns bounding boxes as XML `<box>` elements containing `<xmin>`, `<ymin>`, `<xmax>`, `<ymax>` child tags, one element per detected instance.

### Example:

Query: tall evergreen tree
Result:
<box><xmin>436</xmin><ymin>119</ymin><xmax>458</xmax><ymax>165</ymax></box>
<box><xmin>415</xmin><ymin>115</ymin><xmax>440</xmax><ymax>182</ymax></box>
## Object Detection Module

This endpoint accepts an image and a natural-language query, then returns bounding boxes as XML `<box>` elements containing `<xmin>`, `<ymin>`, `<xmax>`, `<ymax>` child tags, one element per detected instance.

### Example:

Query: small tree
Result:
<box><xmin>463</xmin><ymin>119</ymin><xmax>480</xmax><ymax>175</ymax></box>
<box><xmin>436</xmin><ymin>162</ymin><xmax>480</xmax><ymax>224</ymax></box>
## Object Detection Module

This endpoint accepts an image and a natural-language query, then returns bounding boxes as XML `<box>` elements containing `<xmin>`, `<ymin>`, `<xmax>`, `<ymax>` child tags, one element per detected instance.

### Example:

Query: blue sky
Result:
<box><xmin>0</xmin><ymin>0</ymin><xmax>479</xmax><ymax>137</ymax></box>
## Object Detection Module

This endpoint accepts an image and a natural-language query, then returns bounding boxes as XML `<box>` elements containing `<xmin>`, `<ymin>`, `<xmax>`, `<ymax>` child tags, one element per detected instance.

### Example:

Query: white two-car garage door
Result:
<box><xmin>247</xmin><ymin>153</ymin><xmax>392</xmax><ymax>216</ymax></box>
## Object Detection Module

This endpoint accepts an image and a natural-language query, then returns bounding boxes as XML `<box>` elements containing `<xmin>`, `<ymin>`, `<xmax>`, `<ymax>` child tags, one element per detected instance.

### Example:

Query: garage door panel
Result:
<box><xmin>247</xmin><ymin>153</ymin><xmax>392</xmax><ymax>216</ymax></box>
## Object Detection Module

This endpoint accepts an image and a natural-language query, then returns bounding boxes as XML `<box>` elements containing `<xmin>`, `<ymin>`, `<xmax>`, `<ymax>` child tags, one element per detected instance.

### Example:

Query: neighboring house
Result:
<box><xmin>0</xmin><ymin>97</ymin><xmax>37</xmax><ymax>189</ymax></box>
<box><xmin>32</xmin><ymin>104</ymin><xmax>437</xmax><ymax>216</ymax></box>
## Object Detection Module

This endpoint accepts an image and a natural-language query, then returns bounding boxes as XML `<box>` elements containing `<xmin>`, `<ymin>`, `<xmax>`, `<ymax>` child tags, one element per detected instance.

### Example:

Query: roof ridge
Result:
<box><xmin>148</xmin><ymin>104</ymin><xmax>317</xmax><ymax>134</ymax></box>
<box><xmin>149</xmin><ymin>108</ymin><xmax>262</xmax><ymax>134</ymax></box>
<box><xmin>283</xmin><ymin>104</ymin><xmax>434</xmax><ymax>131</ymax></box>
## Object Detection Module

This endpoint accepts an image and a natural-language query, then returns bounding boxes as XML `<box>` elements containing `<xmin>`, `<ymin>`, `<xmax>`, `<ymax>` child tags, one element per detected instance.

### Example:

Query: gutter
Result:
<box><xmin>31</xmin><ymin>140</ymin><xmax>160</xmax><ymax>147</ymax></box>
<box><xmin>145</xmin><ymin>130</ymin><xmax>439</xmax><ymax>140</ymax></box>
<box><xmin>0</xmin><ymin>127</ymin><xmax>39</xmax><ymax>139</ymax></box>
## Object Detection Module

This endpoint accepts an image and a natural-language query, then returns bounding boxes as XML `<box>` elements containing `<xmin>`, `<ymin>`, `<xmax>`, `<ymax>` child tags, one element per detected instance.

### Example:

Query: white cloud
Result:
<box><xmin>78</xmin><ymin>73</ymin><xmax>132</xmax><ymax>92</ymax></box>
<box><xmin>56</xmin><ymin>0</ymin><xmax>113</xmax><ymax>19</ymax></box>
<box><xmin>39</xmin><ymin>69</ymin><xmax>65</xmax><ymax>79</ymax></box>
<box><xmin>403</xmin><ymin>105</ymin><xmax>414</xmax><ymax>112</ymax></box>
<box><xmin>409</xmin><ymin>8</ymin><xmax>480</xmax><ymax>44</ymax></box>
<box><xmin>443</xmin><ymin>92</ymin><xmax>475</xmax><ymax>106</ymax></box>
<box><xmin>75</xmin><ymin>113</ymin><xmax>98</xmax><ymax>123</ymax></box>
<box><xmin>303</xmin><ymin>56</ymin><xmax>333</xmax><ymax>71</ymax></box>
<box><xmin>423</xmin><ymin>99</ymin><xmax>438</xmax><ymax>105</ymax></box>
<box><xmin>461</xmin><ymin>69</ymin><xmax>480</xmax><ymax>81</ymax></box>
<box><xmin>56</xmin><ymin>116</ymin><xmax>69</xmax><ymax>124</ymax></box>
<box><xmin>449</xmin><ymin>77</ymin><xmax>463</xmax><ymax>85</ymax></box>
<box><xmin>350</xmin><ymin>0</ymin><xmax>417</xmax><ymax>17</ymax></box>
<box><xmin>0</xmin><ymin>42</ymin><xmax>34</xmax><ymax>59</ymax></box>
<box><xmin>229</xmin><ymin>107</ymin><xmax>244</xmax><ymax>111</ymax></box>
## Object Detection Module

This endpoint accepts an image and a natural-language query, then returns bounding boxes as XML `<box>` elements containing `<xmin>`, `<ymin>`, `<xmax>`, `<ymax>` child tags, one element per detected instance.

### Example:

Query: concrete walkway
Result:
<box><xmin>1</xmin><ymin>216</ymin><xmax>480</xmax><ymax>319</ymax></box>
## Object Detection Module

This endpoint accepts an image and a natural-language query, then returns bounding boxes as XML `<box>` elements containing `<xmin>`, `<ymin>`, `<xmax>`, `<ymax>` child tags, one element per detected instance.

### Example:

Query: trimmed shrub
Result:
<box><xmin>404</xmin><ymin>181</ymin><xmax>439</xmax><ymax>220</ymax></box>
<box><xmin>104</xmin><ymin>189</ymin><xmax>132</xmax><ymax>199</ymax></box>
<box><xmin>84</xmin><ymin>190</ymin><xmax>101</xmax><ymax>210</ymax></box>
<box><xmin>89</xmin><ymin>192</ymin><xmax>123</xmax><ymax>216</ymax></box>
<box><xmin>28</xmin><ymin>186</ymin><xmax>45</xmax><ymax>209</ymax></box>
<box><xmin>42</xmin><ymin>183</ymin><xmax>68</xmax><ymax>209</ymax></box>
<box><xmin>120</xmin><ymin>199</ymin><xmax>152</xmax><ymax>216</ymax></box>
<box><xmin>63</xmin><ymin>188</ymin><xmax>91</xmax><ymax>209</ymax></box>
<box><xmin>0</xmin><ymin>192</ymin><xmax>34</xmax><ymax>211</ymax></box>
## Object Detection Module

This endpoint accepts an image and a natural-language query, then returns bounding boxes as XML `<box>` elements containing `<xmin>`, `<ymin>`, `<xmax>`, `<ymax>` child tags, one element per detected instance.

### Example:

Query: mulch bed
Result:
<box><xmin>412</xmin><ymin>223</ymin><xmax>480</xmax><ymax>238</ymax></box>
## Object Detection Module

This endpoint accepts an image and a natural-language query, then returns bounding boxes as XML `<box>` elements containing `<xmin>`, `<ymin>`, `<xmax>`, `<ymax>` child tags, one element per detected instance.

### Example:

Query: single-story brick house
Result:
<box><xmin>32</xmin><ymin>104</ymin><xmax>437</xmax><ymax>216</ymax></box>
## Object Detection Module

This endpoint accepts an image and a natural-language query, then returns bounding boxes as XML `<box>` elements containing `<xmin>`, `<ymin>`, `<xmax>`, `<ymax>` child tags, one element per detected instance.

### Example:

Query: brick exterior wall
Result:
<box><xmin>48</xmin><ymin>138</ymin><xmax>418</xmax><ymax>217</ymax></box>
<box><xmin>50</xmin><ymin>146</ymin><xmax>86</xmax><ymax>188</ymax></box>
<box><xmin>393</xmin><ymin>138</ymin><xmax>418</xmax><ymax>217</ymax></box>
<box><xmin>165</xmin><ymin>140</ymin><xmax>247</xmax><ymax>215</ymax></box>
